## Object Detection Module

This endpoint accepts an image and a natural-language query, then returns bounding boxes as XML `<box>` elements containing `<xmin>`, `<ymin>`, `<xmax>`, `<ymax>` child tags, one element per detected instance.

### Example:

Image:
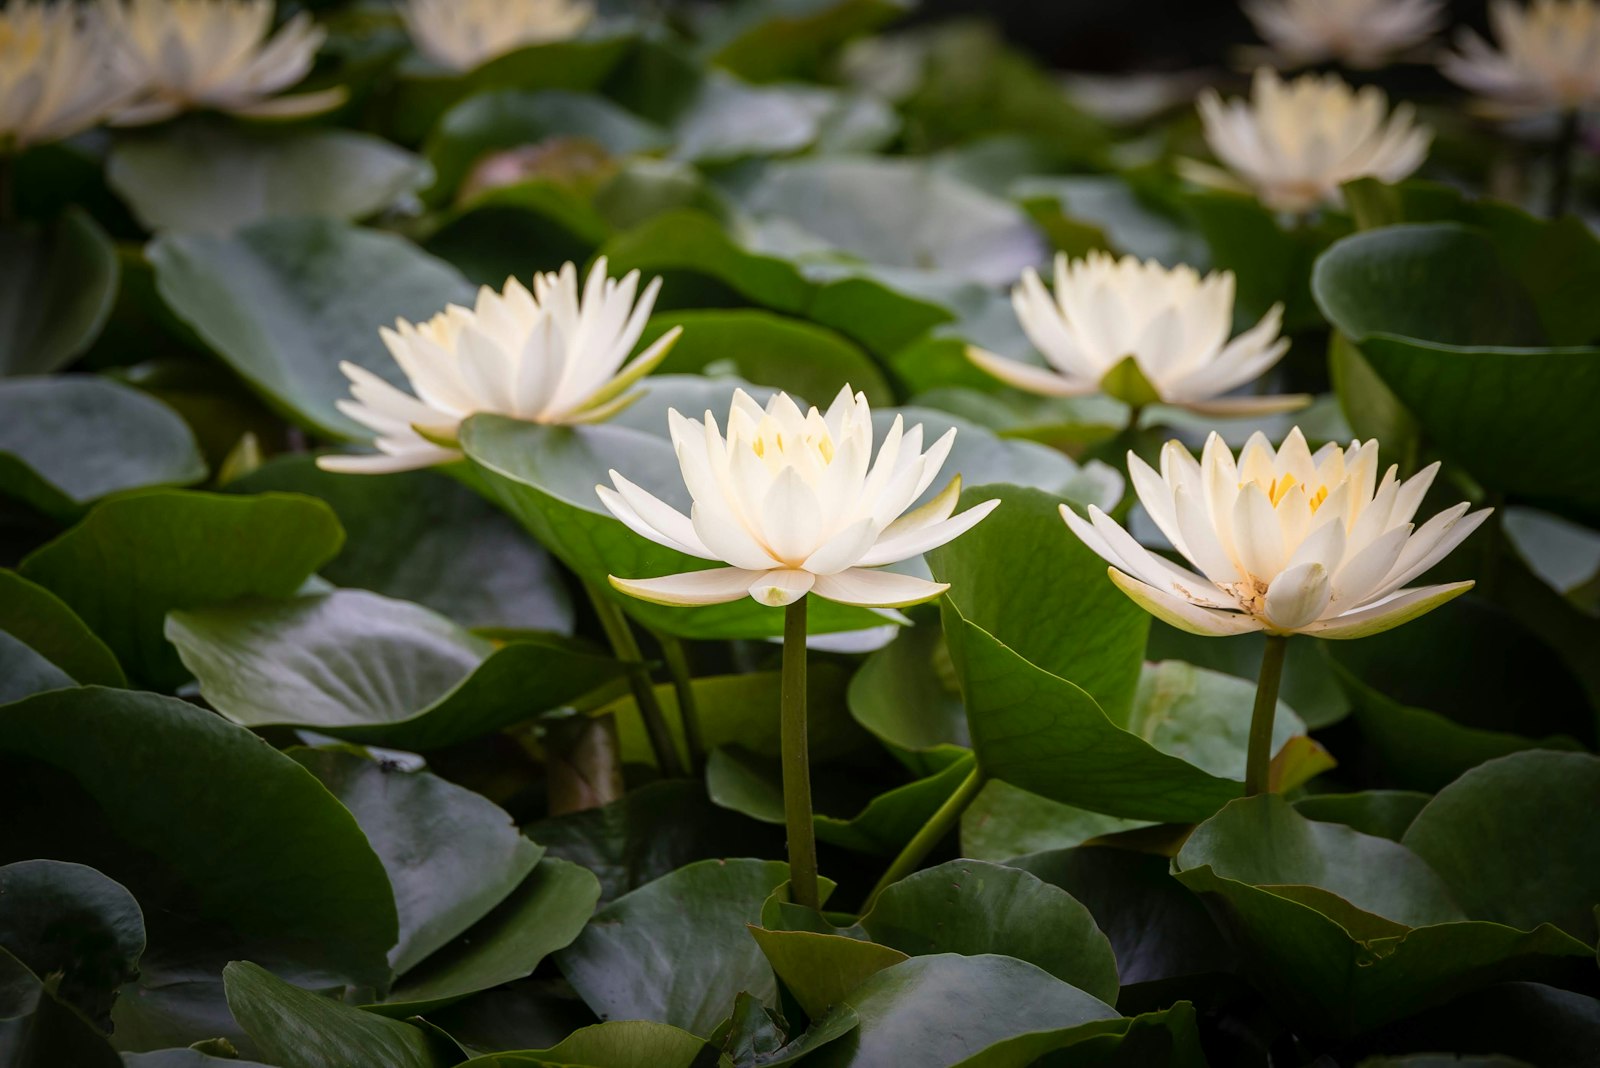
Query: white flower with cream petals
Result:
<box><xmin>1245</xmin><ymin>0</ymin><xmax>1444</xmax><ymax>69</ymax></box>
<box><xmin>598</xmin><ymin>388</ymin><xmax>1000</xmax><ymax>609</ymax></box>
<box><xmin>0</xmin><ymin>1</ymin><xmax>132</xmax><ymax>151</ymax></box>
<box><xmin>400</xmin><ymin>0</ymin><xmax>596</xmax><ymax>73</ymax></box>
<box><xmin>968</xmin><ymin>252</ymin><xmax>1307</xmax><ymax>417</ymax></box>
<box><xmin>319</xmin><ymin>258</ymin><xmax>680</xmax><ymax>475</ymax></box>
<box><xmin>1062</xmin><ymin>428</ymin><xmax>1491</xmax><ymax>638</ymax></box>
<box><xmin>102</xmin><ymin>0</ymin><xmax>345</xmax><ymax>126</ymax></box>
<box><xmin>1441</xmin><ymin>0</ymin><xmax>1600</xmax><ymax>118</ymax></box>
<box><xmin>1195</xmin><ymin>69</ymin><xmax>1432</xmax><ymax>213</ymax></box>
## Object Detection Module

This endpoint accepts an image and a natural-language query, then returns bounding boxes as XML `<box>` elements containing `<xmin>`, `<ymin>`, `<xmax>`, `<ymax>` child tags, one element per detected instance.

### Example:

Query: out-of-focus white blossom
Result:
<box><xmin>400</xmin><ymin>0</ymin><xmax>595</xmax><ymax>73</ymax></box>
<box><xmin>1441</xmin><ymin>0</ymin><xmax>1600</xmax><ymax>118</ymax></box>
<box><xmin>1245</xmin><ymin>0</ymin><xmax>1444</xmax><ymax>69</ymax></box>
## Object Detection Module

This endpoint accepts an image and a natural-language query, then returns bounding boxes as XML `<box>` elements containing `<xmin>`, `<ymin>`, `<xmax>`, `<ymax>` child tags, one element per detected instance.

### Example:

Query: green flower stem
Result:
<box><xmin>861</xmin><ymin>763</ymin><xmax>984</xmax><ymax>914</ymax></box>
<box><xmin>1244</xmin><ymin>634</ymin><xmax>1290</xmax><ymax>796</ymax></box>
<box><xmin>657</xmin><ymin>633</ymin><xmax>705</xmax><ymax>774</ymax></box>
<box><xmin>584</xmin><ymin>581</ymin><xmax>685</xmax><ymax>780</ymax></box>
<box><xmin>1549</xmin><ymin>108</ymin><xmax>1581</xmax><ymax>220</ymax></box>
<box><xmin>782</xmin><ymin>596</ymin><xmax>820</xmax><ymax>910</ymax></box>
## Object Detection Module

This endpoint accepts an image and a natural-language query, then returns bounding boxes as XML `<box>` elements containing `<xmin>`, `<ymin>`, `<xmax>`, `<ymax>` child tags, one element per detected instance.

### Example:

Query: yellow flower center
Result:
<box><xmin>1263</xmin><ymin>474</ymin><xmax>1329</xmax><ymax>512</ymax></box>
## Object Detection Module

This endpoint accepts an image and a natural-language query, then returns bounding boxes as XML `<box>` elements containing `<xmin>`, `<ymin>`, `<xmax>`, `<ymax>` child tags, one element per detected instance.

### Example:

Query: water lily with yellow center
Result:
<box><xmin>1194</xmin><ymin>69</ymin><xmax>1432</xmax><ymax>213</ymax></box>
<box><xmin>1063</xmin><ymin>427</ymin><xmax>1489</xmax><ymax>639</ymax></box>
<box><xmin>968</xmin><ymin>251</ymin><xmax>1307</xmax><ymax>417</ymax></box>
<box><xmin>0</xmin><ymin>1</ymin><xmax>131</xmax><ymax>151</ymax></box>
<box><xmin>599</xmin><ymin>387</ymin><xmax>1000</xmax><ymax>609</ymax></box>
<box><xmin>400</xmin><ymin>0</ymin><xmax>596</xmax><ymax>73</ymax></box>
<box><xmin>319</xmin><ymin>258</ymin><xmax>680</xmax><ymax>474</ymax></box>
<box><xmin>1441</xmin><ymin>0</ymin><xmax>1600</xmax><ymax>118</ymax></box>
<box><xmin>1244</xmin><ymin>0</ymin><xmax>1444</xmax><ymax>69</ymax></box>
<box><xmin>102</xmin><ymin>0</ymin><xmax>345</xmax><ymax>125</ymax></box>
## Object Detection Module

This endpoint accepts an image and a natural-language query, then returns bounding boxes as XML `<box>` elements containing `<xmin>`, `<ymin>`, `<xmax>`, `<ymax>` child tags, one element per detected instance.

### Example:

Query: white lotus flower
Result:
<box><xmin>968</xmin><ymin>252</ymin><xmax>1307</xmax><ymax>417</ymax></box>
<box><xmin>319</xmin><ymin>259</ymin><xmax>680</xmax><ymax>475</ymax></box>
<box><xmin>1245</xmin><ymin>0</ymin><xmax>1444</xmax><ymax>69</ymax></box>
<box><xmin>1195</xmin><ymin>69</ymin><xmax>1432</xmax><ymax>213</ymax></box>
<box><xmin>400</xmin><ymin>0</ymin><xmax>595</xmax><ymax>73</ymax></box>
<box><xmin>102</xmin><ymin>0</ymin><xmax>345</xmax><ymax>126</ymax></box>
<box><xmin>1441</xmin><ymin>0</ymin><xmax>1600</xmax><ymax>118</ymax></box>
<box><xmin>1063</xmin><ymin>428</ymin><xmax>1490</xmax><ymax>638</ymax></box>
<box><xmin>0</xmin><ymin>1</ymin><xmax>133</xmax><ymax>151</ymax></box>
<box><xmin>598</xmin><ymin>388</ymin><xmax>1000</xmax><ymax>609</ymax></box>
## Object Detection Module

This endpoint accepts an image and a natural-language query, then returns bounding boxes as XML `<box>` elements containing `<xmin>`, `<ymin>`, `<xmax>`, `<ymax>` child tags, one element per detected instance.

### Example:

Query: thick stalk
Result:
<box><xmin>861</xmin><ymin>763</ymin><xmax>984</xmax><ymax>914</ymax></box>
<box><xmin>584</xmin><ymin>581</ymin><xmax>685</xmax><ymax>779</ymax></box>
<box><xmin>781</xmin><ymin>597</ymin><xmax>820</xmax><ymax>909</ymax></box>
<box><xmin>1549</xmin><ymin>109</ymin><xmax>1581</xmax><ymax>220</ymax></box>
<box><xmin>1244</xmin><ymin>634</ymin><xmax>1290</xmax><ymax>796</ymax></box>
<box><xmin>657</xmin><ymin>634</ymin><xmax>705</xmax><ymax>773</ymax></box>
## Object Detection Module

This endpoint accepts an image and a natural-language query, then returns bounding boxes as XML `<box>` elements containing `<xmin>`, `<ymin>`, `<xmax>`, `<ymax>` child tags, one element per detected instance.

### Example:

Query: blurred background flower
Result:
<box><xmin>1441</xmin><ymin>0</ymin><xmax>1600</xmax><ymax>118</ymax></box>
<box><xmin>400</xmin><ymin>0</ymin><xmax>597</xmax><ymax>73</ymax></box>
<box><xmin>0</xmin><ymin>0</ymin><xmax>132</xmax><ymax>152</ymax></box>
<box><xmin>1243</xmin><ymin>0</ymin><xmax>1444</xmax><ymax>69</ymax></box>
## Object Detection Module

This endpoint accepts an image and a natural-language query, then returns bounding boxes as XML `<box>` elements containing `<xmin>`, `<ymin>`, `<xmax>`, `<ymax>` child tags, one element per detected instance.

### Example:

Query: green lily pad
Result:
<box><xmin>0</xmin><ymin>688</ymin><xmax>397</xmax><ymax>988</ymax></box>
<box><xmin>108</xmin><ymin>120</ymin><xmax>428</xmax><ymax>234</ymax></box>
<box><xmin>1145</xmin><ymin>623</ymin><xmax>1349</xmax><ymax>730</ymax></box>
<box><xmin>230</xmin><ymin>453</ymin><xmax>574</xmax><ymax>633</ymax></box>
<box><xmin>555</xmin><ymin>858</ymin><xmax>791</xmax><ymax>1037</ymax></box>
<box><xmin>149</xmin><ymin>217</ymin><xmax>474</xmax><ymax>439</ymax></box>
<box><xmin>0</xmin><ymin>208</ymin><xmax>119</xmax><ymax>376</ymax></box>
<box><xmin>0</xmin><ymin>944</ymin><xmax>123</xmax><ymax>1068</ymax></box>
<box><xmin>19</xmin><ymin>491</ymin><xmax>343</xmax><ymax>690</ymax></box>
<box><xmin>1291</xmin><ymin>791</ymin><xmax>1432</xmax><ymax>842</ymax></box>
<box><xmin>167</xmin><ymin>589</ymin><xmax>623</xmax><ymax>750</ymax></box>
<box><xmin>458</xmin><ymin>1020</ymin><xmax>730</xmax><ymax>1067</ymax></box>
<box><xmin>846</xmin><ymin>613</ymin><xmax>970</xmax><ymax>776</ymax></box>
<box><xmin>222</xmin><ymin>962</ymin><xmax>449</xmax><ymax>1068</ymax></box>
<box><xmin>960</xmin><ymin>780</ymin><xmax>1147</xmax><ymax>861</ymax></box>
<box><xmin>0</xmin><ymin>376</ymin><xmax>206</xmax><ymax>522</ymax></box>
<box><xmin>422</xmin><ymin>180</ymin><xmax>609</xmax><ymax>284</ymax></box>
<box><xmin>1401</xmin><ymin>751</ymin><xmax>1600</xmax><ymax>942</ymax></box>
<box><xmin>748</xmin><ymin>927</ymin><xmax>907</xmax><ymax>1022</ymax></box>
<box><xmin>0</xmin><ymin>570</ymin><xmax>124</xmax><ymax>687</ymax></box>
<box><xmin>0</xmin><ymin>632</ymin><xmax>75</xmax><ymax>704</ymax></box>
<box><xmin>860</xmin><ymin>859</ymin><xmax>1119</xmax><ymax>1004</ymax></box>
<box><xmin>696</xmin><ymin>0</ymin><xmax>910</xmax><ymax>82</ymax></box>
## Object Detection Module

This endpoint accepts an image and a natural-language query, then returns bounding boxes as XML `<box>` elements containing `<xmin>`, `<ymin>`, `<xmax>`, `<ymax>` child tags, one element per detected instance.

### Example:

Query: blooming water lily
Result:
<box><xmin>1244</xmin><ymin>0</ymin><xmax>1443</xmax><ymax>69</ymax></box>
<box><xmin>401</xmin><ymin>0</ymin><xmax>596</xmax><ymax>73</ymax></box>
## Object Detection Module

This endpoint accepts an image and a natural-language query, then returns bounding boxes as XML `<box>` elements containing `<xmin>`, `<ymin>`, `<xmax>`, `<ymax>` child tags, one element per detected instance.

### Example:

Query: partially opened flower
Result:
<box><xmin>1063</xmin><ymin>428</ymin><xmax>1490</xmax><ymax>639</ymax></box>
<box><xmin>599</xmin><ymin>388</ymin><xmax>1000</xmax><ymax>609</ymax></box>
<box><xmin>1195</xmin><ymin>69</ymin><xmax>1432</xmax><ymax>213</ymax></box>
<box><xmin>400</xmin><ymin>0</ymin><xmax>595</xmax><ymax>73</ymax></box>
<box><xmin>1244</xmin><ymin>0</ymin><xmax>1444</xmax><ymax>69</ymax></box>
<box><xmin>968</xmin><ymin>252</ymin><xmax>1307</xmax><ymax>417</ymax></box>
<box><xmin>1441</xmin><ymin>0</ymin><xmax>1600</xmax><ymax>118</ymax></box>
<box><xmin>102</xmin><ymin>0</ymin><xmax>345</xmax><ymax>125</ymax></box>
<box><xmin>0</xmin><ymin>1</ymin><xmax>132</xmax><ymax>151</ymax></box>
<box><xmin>319</xmin><ymin>258</ymin><xmax>679</xmax><ymax>474</ymax></box>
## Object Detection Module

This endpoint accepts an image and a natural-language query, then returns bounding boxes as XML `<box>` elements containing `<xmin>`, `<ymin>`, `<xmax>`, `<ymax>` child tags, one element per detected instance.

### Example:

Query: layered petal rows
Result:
<box><xmin>1244</xmin><ymin>0</ymin><xmax>1443</xmax><ymax>69</ymax></box>
<box><xmin>1063</xmin><ymin>428</ymin><xmax>1491</xmax><ymax>638</ymax></box>
<box><xmin>599</xmin><ymin>388</ymin><xmax>1000</xmax><ymax>608</ymax></box>
<box><xmin>0</xmin><ymin>1</ymin><xmax>132</xmax><ymax>151</ymax></box>
<box><xmin>102</xmin><ymin>0</ymin><xmax>344</xmax><ymax>125</ymax></box>
<box><xmin>969</xmin><ymin>251</ymin><xmax>1305</xmax><ymax>416</ymax></box>
<box><xmin>1441</xmin><ymin>0</ymin><xmax>1600</xmax><ymax>117</ymax></box>
<box><xmin>401</xmin><ymin>0</ymin><xmax>595</xmax><ymax>72</ymax></box>
<box><xmin>1196</xmin><ymin>69</ymin><xmax>1432</xmax><ymax>213</ymax></box>
<box><xmin>320</xmin><ymin>258</ymin><xmax>679</xmax><ymax>474</ymax></box>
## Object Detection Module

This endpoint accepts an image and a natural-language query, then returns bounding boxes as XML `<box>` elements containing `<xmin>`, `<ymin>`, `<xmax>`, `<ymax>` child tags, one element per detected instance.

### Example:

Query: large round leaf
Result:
<box><xmin>860</xmin><ymin>859</ymin><xmax>1119</xmax><ymax>1004</ymax></box>
<box><xmin>149</xmin><ymin>217</ymin><xmax>473</xmax><ymax>439</ymax></box>
<box><xmin>555</xmin><ymin>858</ymin><xmax>791</xmax><ymax>1037</ymax></box>
<box><xmin>0</xmin><ymin>570</ymin><xmax>123</xmax><ymax>687</ymax></box>
<box><xmin>18</xmin><ymin>490</ymin><xmax>344</xmax><ymax>690</ymax></box>
<box><xmin>166</xmin><ymin>589</ymin><xmax>622</xmax><ymax>750</ymax></box>
<box><xmin>292</xmin><ymin>749</ymin><xmax>543</xmax><ymax>976</ymax></box>
<box><xmin>0</xmin><ymin>688</ymin><xmax>397</xmax><ymax>987</ymax></box>
<box><xmin>230</xmin><ymin>453</ymin><xmax>573</xmax><ymax>633</ymax></box>
<box><xmin>0</xmin><ymin>208</ymin><xmax>118</xmax><ymax>376</ymax></box>
<box><xmin>1401</xmin><ymin>751</ymin><xmax>1600</xmax><ymax>942</ymax></box>
<box><xmin>959</xmin><ymin>780</ymin><xmax>1146</xmax><ymax>861</ymax></box>
<box><xmin>108</xmin><ymin>120</ymin><xmax>428</xmax><ymax>234</ymax></box>
<box><xmin>0</xmin><ymin>632</ymin><xmax>75</xmax><ymax>704</ymax></box>
<box><xmin>457</xmin><ymin>1020</ymin><xmax>727</xmax><ymax>1068</ymax></box>
<box><xmin>696</xmin><ymin>0</ymin><xmax>909</xmax><ymax>82</ymax></box>
<box><xmin>0</xmin><ymin>376</ymin><xmax>206</xmax><ymax>521</ymax></box>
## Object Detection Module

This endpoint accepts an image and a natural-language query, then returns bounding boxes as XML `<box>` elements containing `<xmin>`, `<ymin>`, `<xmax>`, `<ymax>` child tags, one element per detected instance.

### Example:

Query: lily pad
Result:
<box><xmin>19</xmin><ymin>491</ymin><xmax>343</xmax><ymax>690</ymax></box>
<box><xmin>0</xmin><ymin>570</ymin><xmax>124</xmax><ymax>687</ymax></box>
<box><xmin>748</xmin><ymin>927</ymin><xmax>907</xmax><ymax>1022</ymax></box>
<box><xmin>149</xmin><ymin>217</ymin><xmax>474</xmax><ymax>439</ymax></box>
<box><xmin>458</xmin><ymin>1020</ymin><xmax>729</xmax><ymax>1067</ymax></box>
<box><xmin>960</xmin><ymin>780</ymin><xmax>1147</xmax><ymax>861</ymax></box>
<box><xmin>167</xmin><ymin>589</ymin><xmax>622</xmax><ymax>750</ymax></box>
<box><xmin>0</xmin><ymin>208</ymin><xmax>119</xmax><ymax>376</ymax></box>
<box><xmin>696</xmin><ymin>0</ymin><xmax>911</xmax><ymax>82</ymax></box>
<box><xmin>0</xmin><ymin>376</ymin><xmax>206</xmax><ymax>522</ymax></box>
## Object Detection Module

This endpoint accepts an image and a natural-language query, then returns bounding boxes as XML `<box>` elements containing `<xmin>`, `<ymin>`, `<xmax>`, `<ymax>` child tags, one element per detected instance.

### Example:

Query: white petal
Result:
<box><xmin>597</xmin><ymin>474</ymin><xmax>712</xmax><ymax>559</ymax></box>
<box><xmin>811</xmin><ymin>568</ymin><xmax>950</xmax><ymax>609</ymax></box>
<box><xmin>609</xmin><ymin>568</ymin><xmax>766</xmax><ymax>607</ymax></box>
<box><xmin>748</xmin><ymin>569</ymin><xmax>816</xmax><ymax>607</ymax></box>
<box><xmin>801</xmin><ymin>518</ymin><xmax>879</xmax><ymax>575</ymax></box>
<box><xmin>1232</xmin><ymin>481</ymin><xmax>1286</xmax><ymax>581</ymax></box>
<box><xmin>1331</xmin><ymin>523</ymin><xmax>1412</xmax><ymax>605</ymax></box>
<box><xmin>1107</xmin><ymin>569</ymin><xmax>1265</xmax><ymax>636</ymax></box>
<box><xmin>856</xmin><ymin>498</ymin><xmax>1001</xmax><ymax>567</ymax></box>
<box><xmin>761</xmin><ymin>467</ymin><xmax>823</xmax><ymax>565</ymax></box>
<box><xmin>1263</xmin><ymin>561</ymin><xmax>1333</xmax><ymax>631</ymax></box>
<box><xmin>966</xmin><ymin>346</ymin><xmax>1097</xmax><ymax>397</ymax></box>
<box><xmin>1302</xmin><ymin>581</ymin><xmax>1474</xmax><ymax>639</ymax></box>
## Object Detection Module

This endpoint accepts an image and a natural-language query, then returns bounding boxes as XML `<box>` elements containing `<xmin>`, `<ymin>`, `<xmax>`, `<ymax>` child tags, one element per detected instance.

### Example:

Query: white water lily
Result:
<box><xmin>400</xmin><ymin>0</ymin><xmax>595</xmax><ymax>73</ymax></box>
<box><xmin>968</xmin><ymin>252</ymin><xmax>1307</xmax><ymax>417</ymax></box>
<box><xmin>1441</xmin><ymin>0</ymin><xmax>1600</xmax><ymax>118</ymax></box>
<box><xmin>0</xmin><ymin>1</ymin><xmax>132</xmax><ymax>150</ymax></box>
<box><xmin>319</xmin><ymin>258</ymin><xmax>680</xmax><ymax>475</ymax></box>
<box><xmin>598</xmin><ymin>388</ymin><xmax>1000</xmax><ymax>609</ymax></box>
<box><xmin>1244</xmin><ymin>0</ymin><xmax>1444</xmax><ymax>69</ymax></box>
<box><xmin>102</xmin><ymin>0</ymin><xmax>345</xmax><ymax>125</ymax></box>
<box><xmin>1195</xmin><ymin>69</ymin><xmax>1432</xmax><ymax>213</ymax></box>
<box><xmin>1063</xmin><ymin>428</ymin><xmax>1490</xmax><ymax>638</ymax></box>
